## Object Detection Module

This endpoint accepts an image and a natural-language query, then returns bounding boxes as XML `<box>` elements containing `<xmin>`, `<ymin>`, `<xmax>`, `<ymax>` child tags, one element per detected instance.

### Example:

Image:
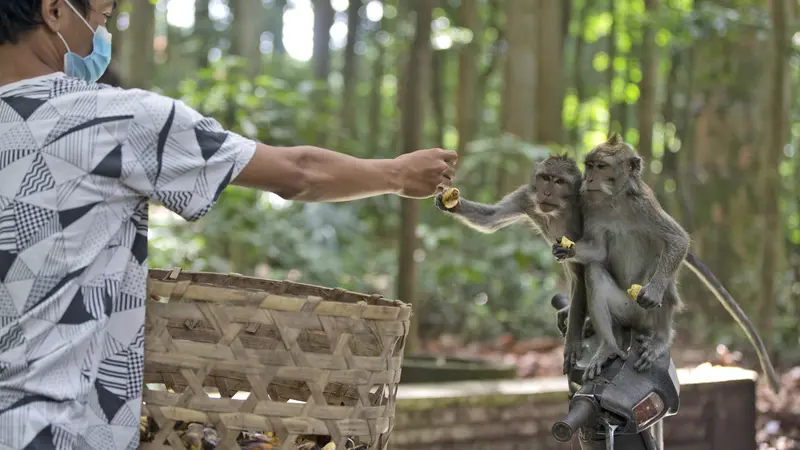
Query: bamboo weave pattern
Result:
<box><xmin>142</xmin><ymin>268</ymin><xmax>411</xmax><ymax>450</ymax></box>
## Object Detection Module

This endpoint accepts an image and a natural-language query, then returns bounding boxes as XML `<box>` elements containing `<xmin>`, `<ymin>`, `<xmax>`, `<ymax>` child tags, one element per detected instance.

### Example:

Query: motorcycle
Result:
<box><xmin>550</xmin><ymin>294</ymin><xmax>681</xmax><ymax>450</ymax></box>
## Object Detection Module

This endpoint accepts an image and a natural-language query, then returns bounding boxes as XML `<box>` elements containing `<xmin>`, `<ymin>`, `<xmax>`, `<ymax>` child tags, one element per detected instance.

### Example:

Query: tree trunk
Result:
<box><xmin>658</xmin><ymin>51</ymin><xmax>681</xmax><ymax>208</ymax></box>
<box><xmin>313</xmin><ymin>0</ymin><xmax>335</xmax><ymax>80</ymax></box>
<box><xmin>229</xmin><ymin>0</ymin><xmax>264</xmax><ymax>74</ymax></box>
<box><xmin>535</xmin><ymin>0</ymin><xmax>565</xmax><ymax>146</ymax></box>
<box><xmin>397</xmin><ymin>0</ymin><xmax>433</xmax><ymax>355</ymax></box>
<box><xmin>473</xmin><ymin>0</ymin><xmax>504</xmax><ymax>141</ymax></box>
<box><xmin>273</xmin><ymin>0</ymin><xmax>287</xmax><ymax>57</ymax></box>
<box><xmin>367</xmin><ymin>0</ymin><xmax>388</xmax><ymax>152</ymax></box>
<box><xmin>676</xmin><ymin>46</ymin><xmax>696</xmax><ymax>233</ymax></box>
<box><xmin>123</xmin><ymin>0</ymin><xmax>155</xmax><ymax>89</ymax></box>
<box><xmin>431</xmin><ymin>50</ymin><xmax>446</xmax><ymax>149</ymax></box>
<box><xmin>194</xmin><ymin>0</ymin><xmax>212</xmax><ymax>69</ymax></box>
<box><xmin>340</xmin><ymin>0</ymin><xmax>362</xmax><ymax>138</ymax></box>
<box><xmin>606</xmin><ymin>0</ymin><xmax>619</xmax><ymax>135</ymax></box>
<box><xmin>569</xmin><ymin>0</ymin><xmax>590</xmax><ymax>148</ymax></box>
<box><xmin>637</xmin><ymin>0</ymin><xmax>659</xmax><ymax>162</ymax></box>
<box><xmin>312</xmin><ymin>0</ymin><xmax>334</xmax><ymax>146</ymax></box>
<box><xmin>500</xmin><ymin>0</ymin><xmax>537</xmax><ymax>191</ymax></box>
<box><xmin>758</xmin><ymin>0</ymin><xmax>792</xmax><ymax>351</ymax></box>
<box><xmin>456</xmin><ymin>0</ymin><xmax>480</xmax><ymax>155</ymax></box>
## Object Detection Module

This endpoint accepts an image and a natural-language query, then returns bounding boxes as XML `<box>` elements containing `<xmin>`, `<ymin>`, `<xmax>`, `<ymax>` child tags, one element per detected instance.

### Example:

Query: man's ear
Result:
<box><xmin>628</xmin><ymin>156</ymin><xmax>643</xmax><ymax>178</ymax></box>
<box><xmin>41</xmin><ymin>0</ymin><xmax>63</xmax><ymax>33</ymax></box>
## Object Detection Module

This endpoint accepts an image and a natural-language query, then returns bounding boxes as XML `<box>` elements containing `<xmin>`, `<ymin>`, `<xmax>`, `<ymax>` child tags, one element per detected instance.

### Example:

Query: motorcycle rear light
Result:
<box><xmin>633</xmin><ymin>392</ymin><xmax>665</xmax><ymax>429</ymax></box>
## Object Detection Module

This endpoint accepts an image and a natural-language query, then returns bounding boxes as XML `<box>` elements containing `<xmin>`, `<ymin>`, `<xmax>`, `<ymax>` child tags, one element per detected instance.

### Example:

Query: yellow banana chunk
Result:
<box><xmin>560</xmin><ymin>236</ymin><xmax>575</xmax><ymax>249</ymax></box>
<box><xmin>627</xmin><ymin>284</ymin><xmax>643</xmax><ymax>300</ymax></box>
<box><xmin>322</xmin><ymin>443</ymin><xmax>337</xmax><ymax>450</ymax></box>
<box><xmin>441</xmin><ymin>188</ymin><xmax>460</xmax><ymax>209</ymax></box>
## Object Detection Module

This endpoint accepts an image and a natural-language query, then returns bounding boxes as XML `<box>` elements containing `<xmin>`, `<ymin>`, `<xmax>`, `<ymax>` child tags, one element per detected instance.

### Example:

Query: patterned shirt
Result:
<box><xmin>0</xmin><ymin>73</ymin><xmax>256</xmax><ymax>449</ymax></box>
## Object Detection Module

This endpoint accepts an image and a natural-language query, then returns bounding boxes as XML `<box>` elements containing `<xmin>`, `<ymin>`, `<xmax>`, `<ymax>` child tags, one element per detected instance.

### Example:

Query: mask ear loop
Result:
<box><xmin>56</xmin><ymin>32</ymin><xmax>72</xmax><ymax>54</ymax></box>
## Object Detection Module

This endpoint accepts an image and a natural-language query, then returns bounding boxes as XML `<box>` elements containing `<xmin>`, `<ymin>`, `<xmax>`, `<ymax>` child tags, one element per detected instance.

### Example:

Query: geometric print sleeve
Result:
<box><xmin>119</xmin><ymin>89</ymin><xmax>257</xmax><ymax>221</ymax></box>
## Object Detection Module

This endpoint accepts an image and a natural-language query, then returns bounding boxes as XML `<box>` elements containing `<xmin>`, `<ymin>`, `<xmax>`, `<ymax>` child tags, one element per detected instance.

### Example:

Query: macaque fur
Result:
<box><xmin>434</xmin><ymin>155</ymin><xmax>587</xmax><ymax>332</ymax></box>
<box><xmin>553</xmin><ymin>134</ymin><xmax>780</xmax><ymax>394</ymax></box>
<box><xmin>553</xmin><ymin>134</ymin><xmax>688</xmax><ymax>380</ymax></box>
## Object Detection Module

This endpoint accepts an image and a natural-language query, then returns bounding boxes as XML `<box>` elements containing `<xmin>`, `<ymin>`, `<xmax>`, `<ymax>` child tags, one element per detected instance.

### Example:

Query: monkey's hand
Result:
<box><xmin>631</xmin><ymin>283</ymin><xmax>664</xmax><ymax>309</ymax></box>
<box><xmin>552</xmin><ymin>236</ymin><xmax>576</xmax><ymax>261</ymax></box>
<box><xmin>434</xmin><ymin>189</ymin><xmax>460</xmax><ymax>213</ymax></box>
<box><xmin>634</xmin><ymin>334</ymin><xmax>670</xmax><ymax>372</ymax></box>
<box><xmin>583</xmin><ymin>344</ymin><xmax>628</xmax><ymax>382</ymax></box>
<box><xmin>563</xmin><ymin>339</ymin><xmax>583</xmax><ymax>375</ymax></box>
<box><xmin>556</xmin><ymin>306</ymin><xmax>569</xmax><ymax>336</ymax></box>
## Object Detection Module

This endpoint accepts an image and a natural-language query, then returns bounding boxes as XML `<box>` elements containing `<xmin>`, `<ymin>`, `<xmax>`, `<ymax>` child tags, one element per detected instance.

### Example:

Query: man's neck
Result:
<box><xmin>0</xmin><ymin>35</ymin><xmax>62</xmax><ymax>88</ymax></box>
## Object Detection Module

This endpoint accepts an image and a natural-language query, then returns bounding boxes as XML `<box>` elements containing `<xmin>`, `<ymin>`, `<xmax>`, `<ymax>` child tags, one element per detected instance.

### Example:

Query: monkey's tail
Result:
<box><xmin>683</xmin><ymin>251</ymin><xmax>781</xmax><ymax>395</ymax></box>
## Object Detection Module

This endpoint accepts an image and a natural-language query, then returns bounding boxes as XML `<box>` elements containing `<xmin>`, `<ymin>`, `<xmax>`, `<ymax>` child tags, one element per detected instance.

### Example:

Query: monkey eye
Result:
<box><xmin>542</xmin><ymin>175</ymin><xmax>551</xmax><ymax>182</ymax></box>
<box><xmin>555</xmin><ymin>178</ymin><xmax>564</xmax><ymax>185</ymax></box>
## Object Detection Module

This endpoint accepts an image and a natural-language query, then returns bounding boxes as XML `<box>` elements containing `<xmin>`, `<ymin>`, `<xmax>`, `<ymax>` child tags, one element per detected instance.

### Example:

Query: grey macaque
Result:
<box><xmin>552</xmin><ymin>134</ymin><xmax>780</xmax><ymax>394</ymax></box>
<box><xmin>435</xmin><ymin>155</ymin><xmax>588</xmax><ymax>352</ymax></box>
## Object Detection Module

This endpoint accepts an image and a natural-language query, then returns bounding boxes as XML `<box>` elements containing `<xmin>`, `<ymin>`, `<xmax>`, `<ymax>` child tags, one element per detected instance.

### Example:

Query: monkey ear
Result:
<box><xmin>606</xmin><ymin>133</ymin><xmax>623</xmax><ymax>146</ymax></box>
<box><xmin>628</xmin><ymin>156</ymin><xmax>643</xmax><ymax>177</ymax></box>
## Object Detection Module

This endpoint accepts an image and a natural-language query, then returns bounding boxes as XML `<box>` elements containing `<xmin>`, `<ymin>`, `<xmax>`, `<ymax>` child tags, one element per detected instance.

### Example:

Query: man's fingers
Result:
<box><xmin>441</xmin><ymin>166</ymin><xmax>456</xmax><ymax>180</ymax></box>
<box><xmin>437</xmin><ymin>148</ymin><xmax>458</xmax><ymax>163</ymax></box>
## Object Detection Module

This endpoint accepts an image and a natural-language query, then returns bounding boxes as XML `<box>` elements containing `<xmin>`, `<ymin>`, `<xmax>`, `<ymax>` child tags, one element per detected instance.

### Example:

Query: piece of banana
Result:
<box><xmin>560</xmin><ymin>236</ymin><xmax>575</xmax><ymax>249</ymax></box>
<box><xmin>441</xmin><ymin>188</ymin><xmax>460</xmax><ymax>209</ymax></box>
<box><xmin>627</xmin><ymin>284</ymin><xmax>643</xmax><ymax>300</ymax></box>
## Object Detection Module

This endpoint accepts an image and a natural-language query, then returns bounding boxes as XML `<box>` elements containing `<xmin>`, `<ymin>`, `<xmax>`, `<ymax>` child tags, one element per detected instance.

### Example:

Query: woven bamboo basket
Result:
<box><xmin>141</xmin><ymin>268</ymin><xmax>411</xmax><ymax>450</ymax></box>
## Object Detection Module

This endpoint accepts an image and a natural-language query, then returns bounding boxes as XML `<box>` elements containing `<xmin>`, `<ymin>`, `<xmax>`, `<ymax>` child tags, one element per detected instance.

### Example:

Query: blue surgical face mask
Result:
<box><xmin>56</xmin><ymin>1</ymin><xmax>113</xmax><ymax>83</ymax></box>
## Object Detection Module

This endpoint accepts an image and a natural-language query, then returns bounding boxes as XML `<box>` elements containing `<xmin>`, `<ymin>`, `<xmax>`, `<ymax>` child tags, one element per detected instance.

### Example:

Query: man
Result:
<box><xmin>0</xmin><ymin>1</ymin><xmax>458</xmax><ymax>448</ymax></box>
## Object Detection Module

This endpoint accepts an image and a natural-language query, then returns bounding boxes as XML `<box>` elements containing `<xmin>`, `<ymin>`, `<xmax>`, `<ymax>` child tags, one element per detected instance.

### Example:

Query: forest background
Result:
<box><xmin>106</xmin><ymin>0</ymin><xmax>799</xmax><ymax>370</ymax></box>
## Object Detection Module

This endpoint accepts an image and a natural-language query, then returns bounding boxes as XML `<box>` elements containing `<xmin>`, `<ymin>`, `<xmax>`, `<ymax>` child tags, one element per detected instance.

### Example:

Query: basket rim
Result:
<box><xmin>148</xmin><ymin>268</ymin><xmax>409</xmax><ymax>309</ymax></box>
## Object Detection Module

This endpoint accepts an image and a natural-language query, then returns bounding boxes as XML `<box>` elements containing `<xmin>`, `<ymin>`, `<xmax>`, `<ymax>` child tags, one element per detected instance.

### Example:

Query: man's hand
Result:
<box><xmin>394</xmin><ymin>148</ymin><xmax>458</xmax><ymax>198</ymax></box>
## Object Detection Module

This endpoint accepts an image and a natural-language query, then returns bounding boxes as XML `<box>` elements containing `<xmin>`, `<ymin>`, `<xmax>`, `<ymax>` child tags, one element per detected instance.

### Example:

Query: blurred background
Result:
<box><xmin>111</xmin><ymin>0</ymin><xmax>798</xmax><ymax>444</ymax></box>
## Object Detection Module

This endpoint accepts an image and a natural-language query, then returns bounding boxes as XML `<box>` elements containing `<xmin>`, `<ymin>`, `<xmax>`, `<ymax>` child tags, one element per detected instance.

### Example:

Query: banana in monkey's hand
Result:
<box><xmin>560</xmin><ymin>236</ymin><xmax>575</xmax><ymax>249</ymax></box>
<box><xmin>627</xmin><ymin>284</ymin><xmax>643</xmax><ymax>300</ymax></box>
<box><xmin>441</xmin><ymin>188</ymin><xmax>460</xmax><ymax>209</ymax></box>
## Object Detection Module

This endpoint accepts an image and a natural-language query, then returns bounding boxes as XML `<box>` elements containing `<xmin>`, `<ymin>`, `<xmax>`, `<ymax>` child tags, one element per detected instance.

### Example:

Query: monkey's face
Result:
<box><xmin>581</xmin><ymin>155</ymin><xmax>615</xmax><ymax>201</ymax></box>
<box><xmin>581</xmin><ymin>149</ymin><xmax>643</xmax><ymax>202</ymax></box>
<box><xmin>531</xmin><ymin>168</ymin><xmax>577</xmax><ymax>214</ymax></box>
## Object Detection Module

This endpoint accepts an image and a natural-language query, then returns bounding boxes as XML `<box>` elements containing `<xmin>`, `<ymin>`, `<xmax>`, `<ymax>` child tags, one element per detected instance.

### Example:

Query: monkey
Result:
<box><xmin>550</xmin><ymin>134</ymin><xmax>689</xmax><ymax>380</ymax></box>
<box><xmin>552</xmin><ymin>133</ymin><xmax>780</xmax><ymax>394</ymax></box>
<box><xmin>434</xmin><ymin>155</ymin><xmax>590</xmax><ymax>354</ymax></box>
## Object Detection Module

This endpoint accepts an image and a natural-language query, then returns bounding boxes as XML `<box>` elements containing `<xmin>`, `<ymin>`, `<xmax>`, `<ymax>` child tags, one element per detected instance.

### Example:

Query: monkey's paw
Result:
<box><xmin>634</xmin><ymin>335</ymin><xmax>669</xmax><ymax>372</ymax></box>
<box><xmin>563</xmin><ymin>341</ymin><xmax>583</xmax><ymax>375</ymax></box>
<box><xmin>634</xmin><ymin>283</ymin><xmax>664</xmax><ymax>309</ymax></box>
<box><xmin>552</xmin><ymin>238</ymin><xmax>576</xmax><ymax>261</ymax></box>
<box><xmin>434</xmin><ymin>193</ymin><xmax>458</xmax><ymax>213</ymax></box>
<box><xmin>556</xmin><ymin>307</ymin><xmax>569</xmax><ymax>336</ymax></box>
<box><xmin>582</xmin><ymin>346</ymin><xmax>628</xmax><ymax>382</ymax></box>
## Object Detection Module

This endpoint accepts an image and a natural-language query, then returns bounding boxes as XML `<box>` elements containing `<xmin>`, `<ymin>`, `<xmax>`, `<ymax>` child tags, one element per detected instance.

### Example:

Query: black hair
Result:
<box><xmin>0</xmin><ymin>0</ymin><xmax>92</xmax><ymax>45</ymax></box>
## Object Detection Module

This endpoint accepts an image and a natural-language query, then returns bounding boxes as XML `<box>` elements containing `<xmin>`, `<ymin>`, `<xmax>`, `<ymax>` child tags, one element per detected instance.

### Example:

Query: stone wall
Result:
<box><xmin>391</xmin><ymin>366</ymin><xmax>758</xmax><ymax>450</ymax></box>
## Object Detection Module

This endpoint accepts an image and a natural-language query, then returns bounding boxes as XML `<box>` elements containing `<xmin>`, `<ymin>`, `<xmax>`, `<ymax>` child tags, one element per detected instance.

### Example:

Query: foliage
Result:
<box><xmin>132</xmin><ymin>0</ymin><xmax>800</xmax><ymax>358</ymax></box>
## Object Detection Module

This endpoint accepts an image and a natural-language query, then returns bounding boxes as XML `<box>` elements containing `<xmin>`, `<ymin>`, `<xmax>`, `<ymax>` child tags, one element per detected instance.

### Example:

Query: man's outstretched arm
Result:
<box><xmin>233</xmin><ymin>144</ymin><xmax>458</xmax><ymax>202</ymax></box>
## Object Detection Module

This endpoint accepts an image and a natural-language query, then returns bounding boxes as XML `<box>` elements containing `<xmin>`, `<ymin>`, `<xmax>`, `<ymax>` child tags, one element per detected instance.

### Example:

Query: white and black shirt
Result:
<box><xmin>0</xmin><ymin>73</ymin><xmax>256</xmax><ymax>449</ymax></box>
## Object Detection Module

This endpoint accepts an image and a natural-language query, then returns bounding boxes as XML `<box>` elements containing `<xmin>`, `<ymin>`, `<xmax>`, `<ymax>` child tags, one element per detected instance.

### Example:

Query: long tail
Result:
<box><xmin>683</xmin><ymin>251</ymin><xmax>781</xmax><ymax>395</ymax></box>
